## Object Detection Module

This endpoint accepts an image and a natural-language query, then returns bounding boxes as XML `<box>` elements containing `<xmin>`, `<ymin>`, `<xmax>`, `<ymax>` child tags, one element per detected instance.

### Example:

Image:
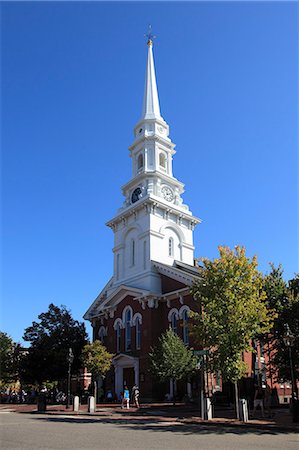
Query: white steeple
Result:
<box><xmin>105</xmin><ymin>34</ymin><xmax>201</xmax><ymax>294</ymax></box>
<box><xmin>141</xmin><ymin>39</ymin><xmax>162</xmax><ymax>120</ymax></box>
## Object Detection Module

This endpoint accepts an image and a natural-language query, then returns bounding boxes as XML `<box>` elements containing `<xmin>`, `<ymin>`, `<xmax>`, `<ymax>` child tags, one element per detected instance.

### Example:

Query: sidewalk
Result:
<box><xmin>0</xmin><ymin>402</ymin><xmax>298</xmax><ymax>432</ymax></box>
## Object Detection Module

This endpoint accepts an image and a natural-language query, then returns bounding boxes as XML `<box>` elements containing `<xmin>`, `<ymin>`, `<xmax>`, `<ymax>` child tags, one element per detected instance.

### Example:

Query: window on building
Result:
<box><xmin>182</xmin><ymin>309</ymin><xmax>189</xmax><ymax>345</ymax></box>
<box><xmin>125</xmin><ymin>309</ymin><xmax>131</xmax><ymax>351</ymax></box>
<box><xmin>137</xmin><ymin>154</ymin><xmax>144</xmax><ymax>170</ymax></box>
<box><xmin>136</xmin><ymin>317</ymin><xmax>141</xmax><ymax>350</ymax></box>
<box><xmin>99</xmin><ymin>327</ymin><xmax>105</xmax><ymax>344</ymax></box>
<box><xmin>131</xmin><ymin>239</ymin><xmax>135</xmax><ymax>266</ymax></box>
<box><xmin>168</xmin><ymin>237</ymin><xmax>174</xmax><ymax>257</ymax></box>
<box><xmin>116</xmin><ymin>324</ymin><xmax>121</xmax><ymax>353</ymax></box>
<box><xmin>171</xmin><ymin>312</ymin><xmax>177</xmax><ymax>334</ymax></box>
<box><xmin>159</xmin><ymin>153</ymin><xmax>166</xmax><ymax>168</ymax></box>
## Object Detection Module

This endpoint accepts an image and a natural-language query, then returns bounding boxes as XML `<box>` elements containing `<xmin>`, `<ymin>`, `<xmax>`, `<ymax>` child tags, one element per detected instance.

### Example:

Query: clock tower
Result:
<box><xmin>105</xmin><ymin>36</ymin><xmax>201</xmax><ymax>294</ymax></box>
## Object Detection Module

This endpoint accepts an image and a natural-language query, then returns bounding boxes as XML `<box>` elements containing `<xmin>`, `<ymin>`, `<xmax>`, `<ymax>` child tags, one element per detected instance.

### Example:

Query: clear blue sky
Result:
<box><xmin>2</xmin><ymin>2</ymin><xmax>298</xmax><ymax>344</ymax></box>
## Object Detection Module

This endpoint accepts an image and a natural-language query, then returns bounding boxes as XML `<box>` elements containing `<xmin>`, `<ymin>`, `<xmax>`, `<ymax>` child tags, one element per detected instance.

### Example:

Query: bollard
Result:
<box><xmin>37</xmin><ymin>393</ymin><xmax>47</xmax><ymax>412</ymax></box>
<box><xmin>73</xmin><ymin>395</ymin><xmax>80</xmax><ymax>412</ymax></box>
<box><xmin>239</xmin><ymin>398</ymin><xmax>248</xmax><ymax>422</ymax></box>
<box><xmin>88</xmin><ymin>396</ymin><xmax>95</xmax><ymax>413</ymax></box>
<box><xmin>204</xmin><ymin>397</ymin><xmax>213</xmax><ymax>420</ymax></box>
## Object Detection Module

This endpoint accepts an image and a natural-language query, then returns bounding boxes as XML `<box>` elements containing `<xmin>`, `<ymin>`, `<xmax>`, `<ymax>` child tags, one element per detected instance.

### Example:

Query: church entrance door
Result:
<box><xmin>123</xmin><ymin>367</ymin><xmax>135</xmax><ymax>391</ymax></box>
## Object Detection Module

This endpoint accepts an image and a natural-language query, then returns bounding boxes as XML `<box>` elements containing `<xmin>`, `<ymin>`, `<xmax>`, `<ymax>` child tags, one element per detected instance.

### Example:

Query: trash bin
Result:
<box><xmin>37</xmin><ymin>393</ymin><xmax>47</xmax><ymax>412</ymax></box>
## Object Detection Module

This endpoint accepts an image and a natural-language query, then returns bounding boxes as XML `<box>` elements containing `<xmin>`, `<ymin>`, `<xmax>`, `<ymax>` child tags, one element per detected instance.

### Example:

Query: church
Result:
<box><xmin>83</xmin><ymin>35</ymin><xmax>203</xmax><ymax>400</ymax></box>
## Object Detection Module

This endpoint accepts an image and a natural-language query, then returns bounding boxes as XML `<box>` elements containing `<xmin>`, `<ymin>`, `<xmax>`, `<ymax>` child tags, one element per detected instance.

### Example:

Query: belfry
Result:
<box><xmin>84</xmin><ymin>36</ymin><xmax>202</xmax><ymax>400</ymax></box>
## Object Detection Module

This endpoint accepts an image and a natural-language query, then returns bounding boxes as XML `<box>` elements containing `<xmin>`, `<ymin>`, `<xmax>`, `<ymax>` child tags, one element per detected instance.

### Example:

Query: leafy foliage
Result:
<box><xmin>263</xmin><ymin>264</ymin><xmax>289</xmax><ymax>312</ymax></box>
<box><xmin>81</xmin><ymin>340</ymin><xmax>113</xmax><ymax>378</ymax></box>
<box><xmin>0</xmin><ymin>332</ymin><xmax>22</xmax><ymax>383</ymax></box>
<box><xmin>263</xmin><ymin>268</ymin><xmax>299</xmax><ymax>386</ymax></box>
<box><xmin>190</xmin><ymin>246</ymin><xmax>275</xmax><ymax>383</ymax></box>
<box><xmin>20</xmin><ymin>304</ymin><xmax>88</xmax><ymax>384</ymax></box>
<box><xmin>149</xmin><ymin>328</ymin><xmax>197</xmax><ymax>383</ymax></box>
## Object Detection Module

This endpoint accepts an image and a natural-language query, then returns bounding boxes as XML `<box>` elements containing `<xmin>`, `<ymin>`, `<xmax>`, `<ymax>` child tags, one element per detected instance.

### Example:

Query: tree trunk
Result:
<box><xmin>235</xmin><ymin>381</ymin><xmax>240</xmax><ymax>420</ymax></box>
<box><xmin>173</xmin><ymin>379</ymin><xmax>176</xmax><ymax>406</ymax></box>
<box><xmin>94</xmin><ymin>380</ymin><xmax>97</xmax><ymax>408</ymax></box>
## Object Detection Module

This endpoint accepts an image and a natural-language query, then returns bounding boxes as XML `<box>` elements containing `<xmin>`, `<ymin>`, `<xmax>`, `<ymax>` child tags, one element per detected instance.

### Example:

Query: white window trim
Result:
<box><xmin>168</xmin><ymin>308</ymin><xmax>179</xmax><ymax>322</ymax></box>
<box><xmin>113</xmin><ymin>318</ymin><xmax>124</xmax><ymax>330</ymax></box>
<box><xmin>122</xmin><ymin>306</ymin><xmax>133</xmax><ymax>326</ymax></box>
<box><xmin>178</xmin><ymin>305</ymin><xmax>190</xmax><ymax>319</ymax></box>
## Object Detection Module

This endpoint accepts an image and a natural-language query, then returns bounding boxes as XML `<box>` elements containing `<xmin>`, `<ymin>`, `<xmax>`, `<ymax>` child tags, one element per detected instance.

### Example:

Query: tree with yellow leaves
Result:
<box><xmin>191</xmin><ymin>245</ymin><xmax>275</xmax><ymax>419</ymax></box>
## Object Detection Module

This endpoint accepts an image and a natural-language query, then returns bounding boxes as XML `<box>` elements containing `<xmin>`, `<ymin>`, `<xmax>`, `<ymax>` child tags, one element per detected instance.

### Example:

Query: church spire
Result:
<box><xmin>141</xmin><ymin>30</ymin><xmax>162</xmax><ymax>121</ymax></box>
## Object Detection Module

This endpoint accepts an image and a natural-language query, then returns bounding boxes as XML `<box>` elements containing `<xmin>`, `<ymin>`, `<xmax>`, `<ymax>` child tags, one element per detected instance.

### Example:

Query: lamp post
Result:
<box><xmin>283</xmin><ymin>324</ymin><xmax>298</xmax><ymax>422</ymax></box>
<box><xmin>66</xmin><ymin>348</ymin><xmax>74</xmax><ymax>409</ymax></box>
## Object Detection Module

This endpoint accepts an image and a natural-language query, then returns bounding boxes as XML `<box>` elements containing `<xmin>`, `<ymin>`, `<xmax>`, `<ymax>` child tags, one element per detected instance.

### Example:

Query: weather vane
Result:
<box><xmin>145</xmin><ymin>25</ymin><xmax>156</xmax><ymax>46</ymax></box>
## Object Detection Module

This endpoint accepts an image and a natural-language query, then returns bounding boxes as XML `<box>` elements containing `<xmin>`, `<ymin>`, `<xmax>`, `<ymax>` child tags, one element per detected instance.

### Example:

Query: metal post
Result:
<box><xmin>66</xmin><ymin>348</ymin><xmax>74</xmax><ymax>409</ymax></box>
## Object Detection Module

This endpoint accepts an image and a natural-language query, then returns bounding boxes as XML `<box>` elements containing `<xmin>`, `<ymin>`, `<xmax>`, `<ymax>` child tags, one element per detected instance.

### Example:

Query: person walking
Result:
<box><xmin>132</xmin><ymin>385</ymin><xmax>140</xmax><ymax>408</ymax></box>
<box><xmin>252</xmin><ymin>384</ymin><xmax>265</xmax><ymax>418</ymax></box>
<box><xmin>122</xmin><ymin>386</ymin><xmax>130</xmax><ymax>409</ymax></box>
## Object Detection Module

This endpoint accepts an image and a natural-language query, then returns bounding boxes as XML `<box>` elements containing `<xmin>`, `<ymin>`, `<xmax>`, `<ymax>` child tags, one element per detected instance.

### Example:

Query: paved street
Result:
<box><xmin>1</xmin><ymin>412</ymin><xmax>298</xmax><ymax>450</ymax></box>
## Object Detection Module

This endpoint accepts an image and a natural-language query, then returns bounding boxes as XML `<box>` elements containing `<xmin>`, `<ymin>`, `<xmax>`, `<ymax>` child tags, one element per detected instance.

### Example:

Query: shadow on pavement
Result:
<box><xmin>33</xmin><ymin>416</ymin><xmax>298</xmax><ymax>436</ymax></box>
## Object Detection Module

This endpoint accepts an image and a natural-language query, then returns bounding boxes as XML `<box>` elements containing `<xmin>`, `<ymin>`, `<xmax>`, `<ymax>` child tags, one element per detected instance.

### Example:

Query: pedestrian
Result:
<box><xmin>252</xmin><ymin>384</ymin><xmax>265</xmax><ymax>417</ymax></box>
<box><xmin>264</xmin><ymin>384</ymin><xmax>272</xmax><ymax>417</ymax></box>
<box><xmin>132</xmin><ymin>384</ymin><xmax>140</xmax><ymax>408</ymax></box>
<box><xmin>122</xmin><ymin>386</ymin><xmax>130</xmax><ymax>409</ymax></box>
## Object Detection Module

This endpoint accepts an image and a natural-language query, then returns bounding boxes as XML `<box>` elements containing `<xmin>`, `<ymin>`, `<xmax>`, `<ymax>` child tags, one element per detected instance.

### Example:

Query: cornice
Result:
<box><xmin>106</xmin><ymin>196</ymin><xmax>201</xmax><ymax>229</ymax></box>
<box><xmin>121</xmin><ymin>171</ymin><xmax>184</xmax><ymax>193</ymax></box>
<box><xmin>129</xmin><ymin>134</ymin><xmax>175</xmax><ymax>153</ymax></box>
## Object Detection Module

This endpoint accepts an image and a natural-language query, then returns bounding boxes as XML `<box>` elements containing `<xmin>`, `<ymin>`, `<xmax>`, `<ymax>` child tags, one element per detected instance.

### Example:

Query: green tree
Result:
<box><xmin>262</xmin><ymin>264</ymin><xmax>290</xmax><ymax>384</ymax></box>
<box><xmin>81</xmin><ymin>340</ymin><xmax>113</xmax><ymax>401</ymax></box>
<box><xmin>20</xmin><ymin>304</ymin><xmax>88</xmax><ymax>385</ymax></box>
<box><xmin>0</xmin><ymin>332</ymin><xmax>22</xmax><ymax>383</ymax></box>
<box><xmin>264</xmin><ymin>270</ymin><xmax>299</xmax><ymax>392</ymax></box>
<box><xmin>190</xmin><ymin>246</ymin><xmax>275</xmax><ymax>418</ymax></box>
<box><xmin>149</xmin><ymin>328</ymin><xmax>197</xmax><ymax>405</ymax></box>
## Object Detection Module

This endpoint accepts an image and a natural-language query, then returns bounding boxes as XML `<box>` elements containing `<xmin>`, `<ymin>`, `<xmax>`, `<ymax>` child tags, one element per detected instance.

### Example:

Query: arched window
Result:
<box><xmin>171</xmin><ymin>312</ymin><xmax>177</xmax><ymax>334</ymax></box>
<box><xmin>136</xmin><ymin>317</ymin><xmax>141</xmax><ymax>350</ymax></box>
<box><xmin>125</xmin><ymin>309</ymin><xmax>131</xmax><ymax>351</ymax></box>
<box><xmin>116</xmin><ymin>323</ymin><xmax>121</xmax><ymax>353</ymax></box>
<box><xmin>98</xmin><ymin>326</ymin><xmax>106</xmax><ymax>344</ymax></box>
<box><xmin>182</xmin><ymin>309</ymin><xmax>189</xmax><ymax>345</ymax></box>
<box><xmin>159</xmin><ymin>153</ymin><xmax>166</xmax><ymax>168</ymax></box>
<box><xmin>131</xmin><ymin>239</ymin><xmax>135</xmax><ymax>266</ymax></box>
<box><xmin>137</xmin><ymin>154</ymin><xmax>144</xmax><ymax>170</ymax></box>
<box><xmin>168</xmin><ymin>237</ymin><xmax>174</xmax><ymax>257</ymax></box>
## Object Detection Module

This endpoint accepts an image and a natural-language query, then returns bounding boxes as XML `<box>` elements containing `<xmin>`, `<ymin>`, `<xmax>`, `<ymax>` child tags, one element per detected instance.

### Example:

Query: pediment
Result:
<box><xmin>152</xmin><ymin>260</ymin><xmax>200</xmax><ymax>288</ymax></box>
<box><xmin>112</xmin><ymin>353</ymin><xmax>138</xmax><ymax>365</ymax></box>
<box><xmin>86</xmin><ymin>284</ymin><xmax>153</xmax><ymax>319</ymax></box>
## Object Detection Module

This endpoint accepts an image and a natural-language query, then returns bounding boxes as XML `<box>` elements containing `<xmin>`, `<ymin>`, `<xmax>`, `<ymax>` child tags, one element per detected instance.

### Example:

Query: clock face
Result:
<box><xmin>131</xmin><ymin>187</ymin><xmax>142</xmax><ymax>203</ymax></box>
<box><xmin>161</xmin><ymin>186</ymin><xmax>174</xmax><ymax>202</ymax></box>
